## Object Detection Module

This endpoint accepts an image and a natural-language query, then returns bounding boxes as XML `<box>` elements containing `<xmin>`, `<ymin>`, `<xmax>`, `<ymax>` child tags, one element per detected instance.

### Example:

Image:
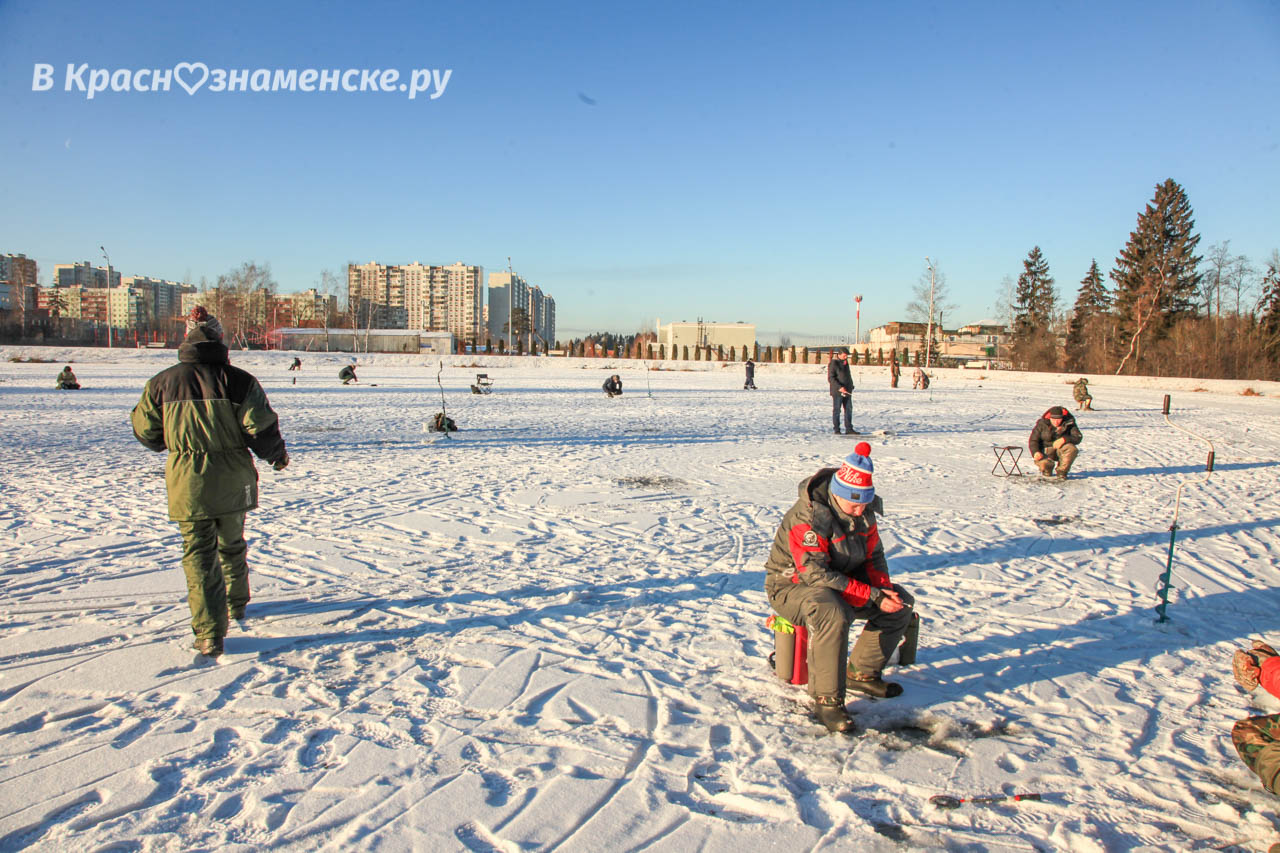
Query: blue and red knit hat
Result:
<box><xmin>831</xmin><ymin>442</ymin><xmax>875</xmax><ymax>504</ymax></box>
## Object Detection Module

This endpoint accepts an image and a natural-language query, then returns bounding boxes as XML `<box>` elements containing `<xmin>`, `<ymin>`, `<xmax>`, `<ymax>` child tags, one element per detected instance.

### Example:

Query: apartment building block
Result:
<box><xmin>349</xmin><ymin>261</ymin><xmax>484</xmax><ymax>342</ymax></box>
<box><xmin>54</xmin><ymin>261</ymin><xmax>120</xmax><ymax>289</ymax></box>
<box><xmin>488</xmin><ymin>271</ymin><xmax>556</xmax><ymax>347</ymax></box>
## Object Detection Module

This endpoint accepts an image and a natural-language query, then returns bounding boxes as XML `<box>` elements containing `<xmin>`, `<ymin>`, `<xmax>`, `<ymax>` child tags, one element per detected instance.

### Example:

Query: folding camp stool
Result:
<box><xmin>992</xmin><ymin>445</ymin><xmax>1026</xmax><ymax>477</ymax></box>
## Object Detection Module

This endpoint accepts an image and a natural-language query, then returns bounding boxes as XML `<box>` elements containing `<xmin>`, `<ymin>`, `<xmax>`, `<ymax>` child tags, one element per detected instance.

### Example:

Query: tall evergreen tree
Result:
<box><xmin>1111</xmin><ymin>179</ymin><xmax>1203</xmax><ymax>374</ymax></box>
<box><xmin>1064</xmin><ymin>260</ymin><xmax>1112</xmax><ymax>372</ymax></box>
<box><xmin>1011</xmin><ymin>246</ymin><xmax>1058</xmax><ymax>371</ymax></box>
<box><xmin>1260</xmin><ymin>256</ymin><xmax>1280</xmax><ymax>367</ymax></box>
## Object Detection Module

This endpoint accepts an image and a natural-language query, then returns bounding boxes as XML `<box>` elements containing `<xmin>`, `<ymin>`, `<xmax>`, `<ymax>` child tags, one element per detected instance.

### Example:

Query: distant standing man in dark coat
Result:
<box><xmin>744</xmin><ymin>358</ymin><xmax>757</xmax><ymax>390</ymax></box>
<box><xmin>1029</xmin><ymin>405</ymin><xmax>1082</xmax><ymax>479</ymax></box>
<box><xmin>603</xmin><ymin>374</ymin><xmax>623</xmax><ymax>397</ymax></box>
<box><xmin>827</xmin><ymin>348</ymin><xmax>855</xmax><ymax>434</ymax></box>
<box><xmin>889</xmin><ymin>357</ymin><xmax>900</xmax><ymax>388</ymax></box>
<box><xmin>130</xmin><ymin>307</ymin><xmax>289</xmax><ymax>658</ymax></box>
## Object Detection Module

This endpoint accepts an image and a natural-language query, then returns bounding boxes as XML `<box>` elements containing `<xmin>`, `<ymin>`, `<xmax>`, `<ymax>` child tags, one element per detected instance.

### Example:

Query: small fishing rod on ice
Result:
<box><xmin>930</xmin><ymin>792</ymin><xmax>1043</xmax><ymax>809</ymax></box>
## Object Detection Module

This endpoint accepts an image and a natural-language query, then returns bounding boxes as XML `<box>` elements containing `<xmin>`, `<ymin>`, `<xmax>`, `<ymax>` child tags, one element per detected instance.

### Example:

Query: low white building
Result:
<box><xmin>656</xmin><ymin>319</ymin><xmax>755</xmax><ymax>354</ymax></box>
<box><xmin>272</xmin><ymin>328</ymin><xmax>452</xmax><ymax>354</ymax></box>
<box><xmin>419</xmin><ymin>331</ymin><xmax>454</xmax><ymax>354</ymax></box>
<box><xmin>867</xmin><ymin>320</ymin><xmax>1007</xmax><ymax>364</ymax></box>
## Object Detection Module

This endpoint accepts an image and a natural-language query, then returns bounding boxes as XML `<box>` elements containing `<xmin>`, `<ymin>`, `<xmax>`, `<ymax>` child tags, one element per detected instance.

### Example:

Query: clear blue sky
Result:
<box><xmin>2</xmin><ymin>0</ymin><xmax>1277</xmax><ymax>342</ymax></box>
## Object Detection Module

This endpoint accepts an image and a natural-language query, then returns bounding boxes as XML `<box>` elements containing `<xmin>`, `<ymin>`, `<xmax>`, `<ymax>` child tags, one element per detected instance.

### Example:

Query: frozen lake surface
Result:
<box><xmin>2</xmin><ymin>350</ymin><xmax>1278</xmax><ymax>851</ymax></box>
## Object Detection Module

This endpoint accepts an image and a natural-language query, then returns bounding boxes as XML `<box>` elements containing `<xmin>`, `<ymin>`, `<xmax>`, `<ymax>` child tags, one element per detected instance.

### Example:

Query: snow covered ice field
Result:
<box><xmin>2</xmin><ymin>350</ymin><xmax>1279</xmax><ymax>853</ymax></box>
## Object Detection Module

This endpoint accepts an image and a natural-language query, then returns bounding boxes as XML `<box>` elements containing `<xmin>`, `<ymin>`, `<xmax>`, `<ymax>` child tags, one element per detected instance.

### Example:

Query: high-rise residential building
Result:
<box><xmin>289</xmin><ymin>288</ymin><xmax>339</xmax><ymax>326</ymax></box>
<box><xmin>487</xmin><ymin>271</ymin><xmax>527</xmax><ymax>346</ymax></box>
<box><xmin>531</xmin><ymin>286</ymin><xmax>556</xmax><ymax>348</ymax></box>
<box><xmin>179</xmin><ymin>289</ymin><xmax>306</xmax><ymax>330</ymax></box>
<box><xmin>123</xmin><ymin>276</ymin><xmax>193</xmax><ymax>328</ymax></box>
<box><xmin>488</xmin><ymin>271</ymin><xmax>555</xmax><ymax>347</ymax></box>
<box><xmin>54</xmin><ymin>261</ymin><xmax>120</xmax><ymax>289</ymax></box>
<box><xmin>441</xmin><ymin>262</ymin><xmax>483</xmax><ymax>344</ymax></box>
<box><xmin>1</xmin><ymin>253</ymin><xmax>39</xmax><ymax>288</ymax></box>
<box><xmin>348</xmin><ymin>262</ymin><xmax>399</xmax><ymax>327</ymax></box>
<box><xmin>1</xmin><ymin>253</ymin><xmax>39</xmax><ymax>317</ymax></box>
<box><xmin>180</xmin><ymin>291</ymin><xmax>203</xmax><ymax>317</ymax></box>
<box><xmin>2</xmin><ymin>282</ymin><xmax>36</xmax><ymax>317</ymax></box>
<box><xmin>37</xmin><ymin>285</ymin><xmax>111</xmax><ymax>323</ymax></box>
<box><xmin>349</xmin><ymin>261</ymin><xmax>484</xmax><ymax>342</ymax></box>
<box><xmin>398</xmin><ymin>263</ymin><xmax>442</xmax><ymax>331</ymax></box>
<box><xmin>108</xmin><ymin>286</ymin><xmax>150</xmax><ymax>329</ymax></box>
<box><xmin>39</xmin><ymin>274</ymin><xmax>189</xmax><ymax>330</ymax></box>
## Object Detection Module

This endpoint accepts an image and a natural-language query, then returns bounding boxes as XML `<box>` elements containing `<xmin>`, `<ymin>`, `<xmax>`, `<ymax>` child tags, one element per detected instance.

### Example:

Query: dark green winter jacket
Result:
<box><xmin>130</xmin><ymin>334</ymin><xmax>286</xmax><ymax>521</ymax></box>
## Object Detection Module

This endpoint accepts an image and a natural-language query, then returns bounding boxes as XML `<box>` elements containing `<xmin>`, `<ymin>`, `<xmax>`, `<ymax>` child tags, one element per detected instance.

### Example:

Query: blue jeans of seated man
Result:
<box><xmin>832</xmin><ymin>393</ymin><xmax>852</xmax><ymax>432</ymax></box>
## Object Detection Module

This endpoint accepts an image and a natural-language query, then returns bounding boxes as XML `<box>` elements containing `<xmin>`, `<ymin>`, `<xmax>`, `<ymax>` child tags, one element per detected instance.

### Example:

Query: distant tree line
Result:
<box><xmin>1007</xmin><ymin>178</ymin><xmax>1279</xmax><ymax>380</ymax></box>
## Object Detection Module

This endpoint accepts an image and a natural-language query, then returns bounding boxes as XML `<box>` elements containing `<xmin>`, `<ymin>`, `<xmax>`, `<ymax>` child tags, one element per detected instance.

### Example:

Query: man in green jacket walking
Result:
<box><xmin>131</xmin><ymin>307</ymin><xmax>289</xmax><ymax>658</ymax></box>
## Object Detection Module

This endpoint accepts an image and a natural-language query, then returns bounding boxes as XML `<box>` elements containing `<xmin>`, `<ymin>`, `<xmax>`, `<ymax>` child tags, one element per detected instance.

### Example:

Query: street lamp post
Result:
<box><xmin>923</xmin><ymin>257</ymin><xmax>936</xmax><ymax>369</ymax></box>
<box><xmin>100</xmin><ymin>245</ymin><xmax>112</xmax><ymax>348</ymax></box>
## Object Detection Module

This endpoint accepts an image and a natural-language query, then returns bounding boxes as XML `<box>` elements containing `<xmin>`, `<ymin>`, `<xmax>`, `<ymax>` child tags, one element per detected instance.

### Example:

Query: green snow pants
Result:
<box><xmin>177</xmin><ymin>512</ymin><xmax>249</xmax><ymax>641</ymax></box>
<box><xmin>1233</xmin><ymin>713</ymin><xmax>1280</xmax><ymax>795</ymax></box>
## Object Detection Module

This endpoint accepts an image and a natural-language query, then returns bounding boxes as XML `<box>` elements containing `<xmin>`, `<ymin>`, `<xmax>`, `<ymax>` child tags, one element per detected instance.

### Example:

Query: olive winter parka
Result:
<box><xmin>131</xmin><ymin>336</ymin><xmax>286</xmax><ymax>521</ymax></box>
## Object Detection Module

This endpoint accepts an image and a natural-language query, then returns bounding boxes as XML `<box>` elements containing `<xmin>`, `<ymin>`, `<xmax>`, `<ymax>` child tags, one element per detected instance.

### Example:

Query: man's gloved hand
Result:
<box><xmin>1032</xmin><ymin>451</ymin><xmax>1045</xmax><ymax>461</ymax></box>
<box><xmin>1052</xmin><ymin>437</ymin><xmax>1067</xmax><ymax>449</ymax></box>
<box><xmin>273</xmin><ymin>452</ymin><xmax>289</xmax><ymax>471</ymax></box>
<box><xmin>877</xmin><ymin>588</ymin><xmax>904</xmax><ymax>613</ymax></box>
<box><xmin>1234</xmin><ymin>641</ymin><xmax>1278</xmax><ymax>691</ymax></box>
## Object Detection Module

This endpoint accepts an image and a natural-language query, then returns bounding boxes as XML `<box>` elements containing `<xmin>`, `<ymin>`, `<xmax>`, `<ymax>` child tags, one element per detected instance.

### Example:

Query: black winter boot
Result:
<box><xmin>194</xmin><ymin>637</ymin><xmax>224</xmax><ymax>658</ymax></box>
<box><xmin>813</xmin><ymin>696</ymin><xmax>857</xmax><ymax>734</ymax></box>
<box><xmin>846</xmin><ymin>671</ymin><xmax>903</xmax><ymax>698</ymax></box>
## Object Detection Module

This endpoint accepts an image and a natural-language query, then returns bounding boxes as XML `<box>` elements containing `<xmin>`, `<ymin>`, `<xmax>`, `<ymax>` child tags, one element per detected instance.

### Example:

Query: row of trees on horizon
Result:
<box><xmin>990</xmin><ymin>179</ymin><xmax>1278</xmax><ymax>381</ymax></box>
<box><xmin>6</xmin><ymin>181</ymin><xmax>1278</xmax><ymax>381</ymax></box>
<box><xmin>582</xmin><ymin>179</ymin><xmax>1280</xmax><ymax>381</ymax></box>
